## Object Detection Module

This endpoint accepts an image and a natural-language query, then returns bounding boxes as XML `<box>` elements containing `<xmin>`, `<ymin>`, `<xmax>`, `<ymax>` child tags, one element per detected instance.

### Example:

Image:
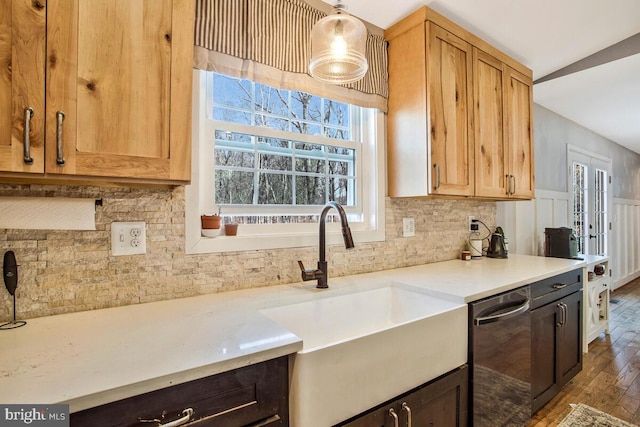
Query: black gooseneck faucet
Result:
<box><xmin>298</xmin><ymin>201</ymin><xmax>355</xmax><ymax>289</ymax></box>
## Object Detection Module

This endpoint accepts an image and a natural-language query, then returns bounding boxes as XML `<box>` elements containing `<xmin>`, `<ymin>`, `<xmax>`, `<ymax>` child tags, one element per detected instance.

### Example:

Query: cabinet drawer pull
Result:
<box><xmin>23</xmin><ymin>107</ymin><xmax>34</xmax><ymax>164</ymax></box>
<box><xmin>151</xmin><ymin>408</ymin><xmax>193</xmax><ymax>427</ymax></box>
<box><xmin>433</xmin><ymin>164</ymin><xmax>441</xmax><ymax>190</ymax></box>
<box><xmin>552</xmin><ymin>283</ymin><xmax>567</xmax><ymax>289</ymax></box>
<box><xmin>56</xmin><ymin>111</ymin><xmax>66</xmax><ymax>166</ymax></box>
<box><xmin>388</xmin><ymin>408</ymin><xmax>399</xmax><ymax>427</ymax></box>
<box><xmin>401</xmin><ymin>402</ymin><xmax>412</xmax><ymax>427</ymax></box>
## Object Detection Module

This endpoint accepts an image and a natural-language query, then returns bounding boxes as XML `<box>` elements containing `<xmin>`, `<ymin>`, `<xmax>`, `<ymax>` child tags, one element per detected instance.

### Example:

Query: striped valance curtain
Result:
<box><xmin>193</xmin><ymin>0</ymin><xmax>388</xmax><ymax>111</ymax></box>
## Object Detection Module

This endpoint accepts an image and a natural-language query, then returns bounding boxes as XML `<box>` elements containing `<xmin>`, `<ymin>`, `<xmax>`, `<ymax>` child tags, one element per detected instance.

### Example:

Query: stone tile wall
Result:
<box><xmin>0</xmin><ymin>184</ymin><xmax>495</xmax><ymax>321</ymax></box>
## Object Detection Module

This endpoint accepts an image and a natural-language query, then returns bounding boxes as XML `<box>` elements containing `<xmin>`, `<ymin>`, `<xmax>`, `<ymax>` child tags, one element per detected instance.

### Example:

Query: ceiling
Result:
<box><xmin>323</xmin><ymin>0</ymin><xmax>640</xmax><ymax>154</ymax></box>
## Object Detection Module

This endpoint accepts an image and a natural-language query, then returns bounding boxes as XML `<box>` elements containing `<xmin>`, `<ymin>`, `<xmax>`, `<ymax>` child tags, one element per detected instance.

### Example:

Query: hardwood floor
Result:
<box><xmin>528</xmin><ymin>277</ymin><xmax>640</xmax><ymax>426</ymax></box>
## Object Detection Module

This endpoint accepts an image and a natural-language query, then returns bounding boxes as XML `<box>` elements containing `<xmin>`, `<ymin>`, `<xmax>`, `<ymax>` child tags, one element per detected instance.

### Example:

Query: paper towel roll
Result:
<box><xmin>0</xmin><ymin>197</ymin><xmax>96</xmax><ymax>230</ymax></box>
<box><xmin>470</xmin><ymin>239</ymin><xmax>483</xmax><ymax>259</ymax></box>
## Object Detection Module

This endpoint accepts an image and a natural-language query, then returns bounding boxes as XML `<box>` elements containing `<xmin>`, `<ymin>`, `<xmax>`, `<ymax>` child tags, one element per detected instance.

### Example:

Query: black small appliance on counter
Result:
<box><xmin>544</xmin><ymin>227</ymin><xmax>583</xmax><ymax>260</ymax></box>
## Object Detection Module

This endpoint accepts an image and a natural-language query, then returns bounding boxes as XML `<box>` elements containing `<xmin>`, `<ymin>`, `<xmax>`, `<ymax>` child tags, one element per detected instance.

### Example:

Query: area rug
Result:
<box><xmin>558</xmin><ymin>403</ymin><xmax>637</xmax><ymax>426</ymax></box>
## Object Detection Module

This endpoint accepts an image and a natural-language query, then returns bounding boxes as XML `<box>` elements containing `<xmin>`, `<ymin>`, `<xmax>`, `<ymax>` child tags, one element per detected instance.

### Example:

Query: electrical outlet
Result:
<box><xmin>111</xmin><ymin>221</ymin><xmax>147</xmax><ymax>256</ymax></box>
<box><xmin>402</xmin><ymin>218</ymin><xmax>415</xmax><ymax>237</ymax></box>
<box><xmin>469</xmin><ymin>216</ymin><xmax>477</xmax><ymax>232</ymax></box>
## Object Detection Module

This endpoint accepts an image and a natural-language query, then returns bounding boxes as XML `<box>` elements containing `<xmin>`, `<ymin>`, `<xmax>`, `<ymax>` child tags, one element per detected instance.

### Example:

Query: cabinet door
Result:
<box><xmin>557</xmin><ymin>290</ymin><xmax>582</xmax><ymax>387</ymax></box>
<box><xmin>0</xmin><ymin>0</ymin><xmax>46</xmax><ymax>174</ymax></box>
<box><xmin>46</xmin><ymin>0</ymin><xmax>193</xmax><ymax>182</ymax></box>
<box><xmin>400</xmin><ymin>366</ymin><xmax>468</xmax><ymax>427</ymax></box>
<box><xmin>473</xmin><ymin>49</ymin><xmax>507</xmax><ymax>198</ymax></box>
<box><xmin>427</xmin><ymin>23</ymin><xmax>474</xmax><ymax>196</ymax></box>
<box><xmin>505</xmin><ymin>66</ymin><xmax>534</xmax><ymax>199</ymax></box>
<box><xmin>531</xmin><ymin>300</ymin><xmax>559</xmax><ymax>413</ymax></box>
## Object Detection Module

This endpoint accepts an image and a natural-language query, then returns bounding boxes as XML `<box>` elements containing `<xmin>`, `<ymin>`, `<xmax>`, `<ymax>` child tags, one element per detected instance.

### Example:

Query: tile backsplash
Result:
<box><xmin>0</xmin><ymin>184</ymin><xmax>495</xmax><ymax>321</ymax></box>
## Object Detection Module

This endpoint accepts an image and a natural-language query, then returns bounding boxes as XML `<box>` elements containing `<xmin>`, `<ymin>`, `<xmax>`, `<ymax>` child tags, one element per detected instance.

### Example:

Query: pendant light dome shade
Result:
<box><xmin>309</xmin><ymin>3</ymin><xmax>368</xmax><ymax>84</ymax></box>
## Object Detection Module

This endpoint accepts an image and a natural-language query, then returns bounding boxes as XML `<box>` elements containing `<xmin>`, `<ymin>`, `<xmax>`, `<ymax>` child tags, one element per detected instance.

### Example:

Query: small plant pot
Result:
<box><xmin>224</xmin><ymin>223</ymin><xmax>238</xmax><ymax>236</ymax></box>
<box><xmin>201</xmin><ymin>215</ymin><xmax>221</xmax><ymax>229</ymax></box>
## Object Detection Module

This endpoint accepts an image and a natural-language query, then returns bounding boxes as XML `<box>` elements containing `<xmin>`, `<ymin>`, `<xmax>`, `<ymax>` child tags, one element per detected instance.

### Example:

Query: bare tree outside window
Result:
<box><xmin>211</xmin><ymin>73</ymin><xmax>357</xmax><ymax>214</ymax></box>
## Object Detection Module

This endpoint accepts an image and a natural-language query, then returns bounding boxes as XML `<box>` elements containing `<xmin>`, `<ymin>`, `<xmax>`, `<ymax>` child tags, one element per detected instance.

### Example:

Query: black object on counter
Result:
<box><xmin>3</xmin><ymin>250</ymin><xmax>18</xmax><ymax>295</ymax></box>
<box><xmin>1</xmin><ymin>250</ymin><xmax>27</xmax><ymax>330</ymax></box>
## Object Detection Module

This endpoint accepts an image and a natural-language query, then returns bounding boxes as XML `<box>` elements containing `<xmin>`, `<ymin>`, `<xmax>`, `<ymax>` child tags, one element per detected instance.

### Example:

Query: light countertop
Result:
<box><xmin>0</xmin><ymin>254</ymin><xmax>585</xmax><ymax>412</ymax></box>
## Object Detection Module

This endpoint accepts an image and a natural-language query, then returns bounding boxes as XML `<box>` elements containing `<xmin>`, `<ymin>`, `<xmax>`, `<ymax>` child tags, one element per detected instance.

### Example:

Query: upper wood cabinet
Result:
<box><xmin>385</xmin><ymin>6</ymin><xmax>534</xmax><ymax>200</ymax></box>
<box><xmin>0</xmin><ymin>0</ymin><xmax>46</xmax><ymax>175</ymax></box>
<box><xmin>474</xmin><ymin>49</ymin><xmax>534</xmax><ymax>199</ymax></box>
<box><xmin>0</xmin><ymin>0</ymin><xmax>194</xmax><ymax>184</ymax></box>
<box><xmin>387</xmin><ymin>21</ymin><xmax>474</xmax><ymax>197</ymax></box>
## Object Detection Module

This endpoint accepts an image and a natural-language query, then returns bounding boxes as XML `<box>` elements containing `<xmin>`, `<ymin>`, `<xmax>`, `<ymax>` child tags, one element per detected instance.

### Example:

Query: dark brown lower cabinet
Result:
<box><xmin>531</xmin><ymin>290</ymin><xmax>582</xmax><ymax>413</ymax></box>
<box><xmin>336</xmin><ymin>365</ymin><xmax>468</xmax><ymax>427</ymax></box>
<box><xmin>70</xmin><ymin>356</ymin><xmax>289</xmax><ymax>427</ymax></box>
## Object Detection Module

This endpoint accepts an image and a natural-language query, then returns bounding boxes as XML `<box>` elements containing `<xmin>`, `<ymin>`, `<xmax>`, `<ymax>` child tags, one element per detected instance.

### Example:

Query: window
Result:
<box><xmin>211</xmin><ymin>72</ymin><xmax>359</xmax><ymax>213</ymax></box>
<box><xmin>185</xmin><ymin>70</ymin><xmax>385</xmax><ymax>254</ymax></box>
<box><xmin>568</xmin><ymin>146</ymin><xmax>610</xmax><ymax>257</ymax></box>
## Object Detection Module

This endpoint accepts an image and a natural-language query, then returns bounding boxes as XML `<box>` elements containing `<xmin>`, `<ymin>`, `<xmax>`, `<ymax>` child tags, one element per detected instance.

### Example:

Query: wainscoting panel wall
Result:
<box><xmin>612</xmin><ymin>199</ymin><xmax>640</xmax><ymax>289</ymax></box>
<box><xmin>499</xmin><ymin>192</ymin><xmax>640</xmax><ymax>291</ymax></box>
<box><xmin>497</xmin><ymin>190</ymin><xmax>570</xmax><ymax>256</ymax></box>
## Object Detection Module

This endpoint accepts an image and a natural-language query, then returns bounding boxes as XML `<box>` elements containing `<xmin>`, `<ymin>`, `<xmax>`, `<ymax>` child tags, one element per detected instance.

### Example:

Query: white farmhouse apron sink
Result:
<box><xmin>260</xmin><ymin>282</ymin><xmax>468</xmax><ymax>427</ymax></box>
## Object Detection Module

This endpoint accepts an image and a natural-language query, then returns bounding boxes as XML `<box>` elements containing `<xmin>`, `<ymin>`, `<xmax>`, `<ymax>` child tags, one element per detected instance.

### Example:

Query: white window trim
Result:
<box><xmin>185</xmin><ymin>70</ymin><xmax>385</xmax><ymax>254</ymax></box>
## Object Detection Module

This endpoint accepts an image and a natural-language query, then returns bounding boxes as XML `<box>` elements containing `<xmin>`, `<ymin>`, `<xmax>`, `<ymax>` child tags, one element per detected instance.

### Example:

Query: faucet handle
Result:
<box><xmin>298</xmin><ymin>260</ymin><xmax>321</xmax><ymax>281</ymax></box>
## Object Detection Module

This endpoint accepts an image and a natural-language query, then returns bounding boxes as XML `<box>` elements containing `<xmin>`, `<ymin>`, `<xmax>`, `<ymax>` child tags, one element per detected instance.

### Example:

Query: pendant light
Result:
<box><xmin>309</xmin><ymin>0</ymin><xmax>369</xmax><ymax>84</ymax></box>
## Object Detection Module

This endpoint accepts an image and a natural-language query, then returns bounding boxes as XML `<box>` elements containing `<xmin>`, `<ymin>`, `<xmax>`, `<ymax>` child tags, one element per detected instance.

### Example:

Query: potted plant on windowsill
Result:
<box><xmin>201</xmin><ymin>214</ymin><xmax>221</xmax><ymax>237</ymax></box>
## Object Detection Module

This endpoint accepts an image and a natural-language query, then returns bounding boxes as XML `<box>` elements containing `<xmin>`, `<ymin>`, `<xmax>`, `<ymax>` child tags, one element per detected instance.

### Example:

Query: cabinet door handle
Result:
<box><xmin>56</xmin><ymin>111</ymin><xmax>66</xmax><ymax>166</ymax></box>
<box><xmin>23</xmin><ymin>107</ymin><xmax>34</xmax><ymax>164</ymax></box>
<box><xmin>433</xmin><ymin>164</ymin><xmax>441</xmax><ymax>190</ymax></box>
<box><xmin>511</xmin><ymin>175</ymin><xmax>516</xmax><ymax>195</ymax></box>
<box><xmin>401</xmin><ymin>402</ymin><xmax>412</xmax><ymax>427</ymax></box>
<box><xmin>505</xmin><ymin>174</ymin><xmax>511</xmax><ymax>195</ymax></box>
<box><xmin>556</xmin><ymin>303</ymin><xmax>563</xmax><ymax>327</ymax></box>
<box><xmin>556</xmin><ymin>302</ymin><xmax>567</xmax><ymax>327</ymax></box>
<box><xmin>388</xmin><ymin>408</ymin><xmax>399</xmax><ymax>427</ymax></box>
<box><xmin>153</xmin><ymin>408</ymin><xmax>193</xmax><ymax>427</ymax></box>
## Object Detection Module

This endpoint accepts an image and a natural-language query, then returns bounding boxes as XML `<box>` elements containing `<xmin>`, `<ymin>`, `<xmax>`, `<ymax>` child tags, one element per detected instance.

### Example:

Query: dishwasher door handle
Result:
<box><xmin>475</xmin><ymin>299</ymin><xmax>530</xmax><ymax>325</ymax></box>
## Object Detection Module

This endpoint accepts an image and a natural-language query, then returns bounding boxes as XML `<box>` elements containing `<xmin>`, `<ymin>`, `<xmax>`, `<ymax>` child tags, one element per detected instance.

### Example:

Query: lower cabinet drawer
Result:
<box><xmin>71</xmin><ymin>356</ymin><xmax>288</xmax><ymax>427</ymax></box>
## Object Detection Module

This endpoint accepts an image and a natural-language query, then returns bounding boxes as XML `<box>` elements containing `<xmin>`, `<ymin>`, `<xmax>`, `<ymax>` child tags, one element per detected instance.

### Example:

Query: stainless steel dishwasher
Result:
<box><xmin>470</xmin><ymin>285</ymin><xmax>531</xmax><ymax>426</ymax></box>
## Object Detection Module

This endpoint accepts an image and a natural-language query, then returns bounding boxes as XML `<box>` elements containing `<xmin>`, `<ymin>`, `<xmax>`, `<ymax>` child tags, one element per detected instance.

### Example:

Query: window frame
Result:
<box><xmin>567</xmin><ymin>145</ymin><xmax>611</xmax><ymax>257</ymax></box>
<box><xmin>185</xmin><ymin>70</ymin><xmax>386</xmax><ymax>254</ymax></box>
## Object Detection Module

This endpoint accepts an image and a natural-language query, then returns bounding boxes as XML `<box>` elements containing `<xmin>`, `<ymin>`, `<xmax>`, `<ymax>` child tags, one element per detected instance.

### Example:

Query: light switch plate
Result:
<box><xmin>111</xmin><ymin>221</ymin><xmax>146</xmax><ymax>256</ymax></box>
<box><xmin>402</xmin><ymin>218</ymin><xmax>415</xmax><ymax>237</ymax></box>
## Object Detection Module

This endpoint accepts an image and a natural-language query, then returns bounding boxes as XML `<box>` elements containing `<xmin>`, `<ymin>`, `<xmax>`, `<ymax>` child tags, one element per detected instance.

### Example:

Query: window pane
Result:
<box><xmin>216</xmin><ymin>170</ymin><xmax>255</xmax><ymax>204</ymax></box>
<box><xmin>324</xmin><ymin>127</ymin><xmax>350</xmax><ymax>140</ymax></box>
<box><xmin>213</xmin><ymin>107</ymin><xmax>251</xmax><ymax>125</ymax></box>
<box><xmin>215</xmin><ymin>149</ymin><xmax>254</xmax><ymax>168</ymax></box>
<box><xmin>329</xmin><ymin>177</ymin><xmax>354</xmax><ymax>205</ymax></box>
<box><xmin>255</xmin><ymin>114</ymin><xmax>289</xmax><ymax>131</ymax></box>
<box><xmin>323</xmin><ymin>99</ymin><xmax>349</xmax><ymax>127</ymax></box>
<box><xmin>255</xmin><ymin>84</ymin><xmax>289</xmax><ymax>117</ymax></box>
<box><xmin>292</xmin><ymin>92</ymin><xmax>322</xmax><ymax>123</ymax></box>
<box><xmin>296</xmin><ymin>176</ymin><xmax>326</xmax><ymax>205</ymax></box>
<box><xmin>290</xmin><ymin>121</ymin><xmax>322</xmax><ymax>136</ymax></box>
<box><xmin>260</xmin><ymin>154</ymin><xmax>292</xmax><ymax>171</ymax></box>
<box><xmin>295</xmin><ymin>143</ymin><xmax>326</xmax><ymax>173</ymax></box>
<box><xmin>258</xmin><ymin>173</ymin><xmax>293</xmax><ymax>204</ymax></box>
<box><xmin>213</xmin><ymin>74</ymin><xmax>251</xmax><ymax>109</ymax></box>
